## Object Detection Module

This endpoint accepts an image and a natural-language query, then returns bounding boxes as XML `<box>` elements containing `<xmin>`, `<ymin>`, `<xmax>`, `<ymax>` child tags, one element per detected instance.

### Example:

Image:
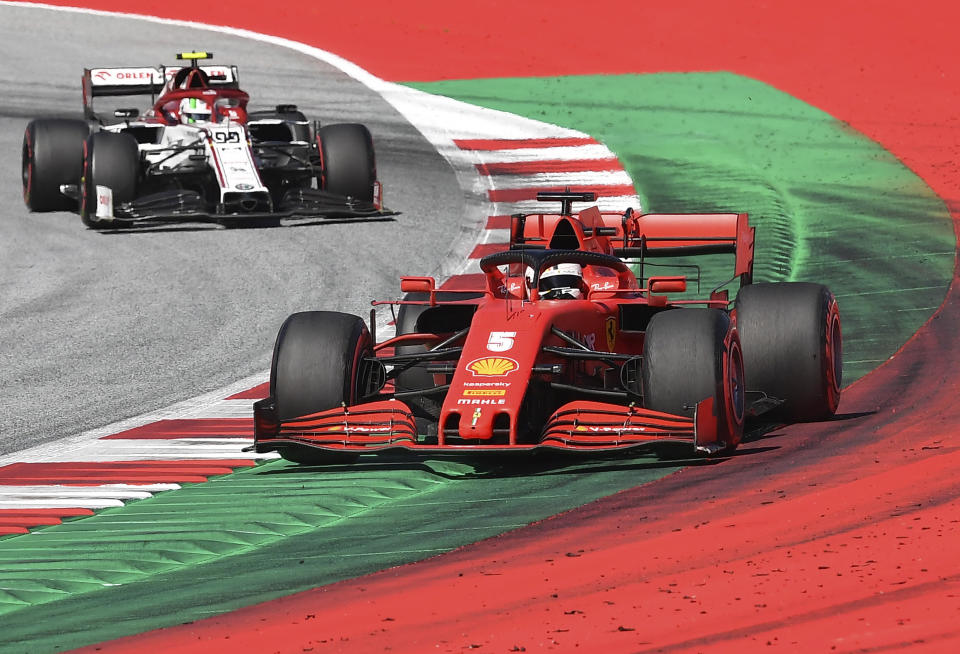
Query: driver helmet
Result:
<box><xmin>539</xmin><ymin>263</ymin><xmax>584</xmax><ymax>300</ymax></box>
<box><xmin>179</xmin><ymin>97</ymin><xmax>212</xmax><ymax>124</ymax></box>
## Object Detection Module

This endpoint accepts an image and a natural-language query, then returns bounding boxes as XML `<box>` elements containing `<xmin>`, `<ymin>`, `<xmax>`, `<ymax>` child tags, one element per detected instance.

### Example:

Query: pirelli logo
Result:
<box><xmin>463</xmin><ymin>389</ymin><xmax>506</xmax><ymax>397</ymax></box>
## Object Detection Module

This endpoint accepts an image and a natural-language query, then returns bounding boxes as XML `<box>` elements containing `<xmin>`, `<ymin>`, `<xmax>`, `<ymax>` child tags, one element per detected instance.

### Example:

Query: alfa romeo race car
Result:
<box><xmin>252</xmin><ymin>191</ymin><xmax>843</xmax><ymax>464</ymax></box>
<box><xmin>21</xmin><ymin>52</ymin><xmax>388</xmax><ymax>229</ymax></box>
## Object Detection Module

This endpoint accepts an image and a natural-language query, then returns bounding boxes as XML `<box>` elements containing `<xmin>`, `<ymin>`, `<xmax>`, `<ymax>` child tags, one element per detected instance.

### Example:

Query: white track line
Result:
<box><xmin>492</xmin><ymin>195</ymin><xmax>639</xmax><ymax>214</ymax></box>
<box><xmin>468</xmin><ymin>145</ymin><xmax>625</xmax><ymax>163</ymax></box>
<box><xmin>3</xmin><ymin>487</ymin><xmax>162</xmax><ymax>500</ymax></box>
<box><xmin>0</xmin><ymin>498</ymin><xmax>126</xmax><ymax>510</ymax></box>
<box><xmin>485</xmin><ymin>170</ymin><xmax>635</xmax><ymax>189</ymax></box>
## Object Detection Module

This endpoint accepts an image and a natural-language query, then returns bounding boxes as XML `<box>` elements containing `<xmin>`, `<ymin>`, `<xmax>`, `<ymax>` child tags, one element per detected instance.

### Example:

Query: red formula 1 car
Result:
<box><xmin>22</xmin><ymin>52</ymin><xmax>388</xmax><ymax>229</ymax></box>
<box><xmin>253</xmin><ymin>192</ymin><xmax>842</xmax><ymax>463</ymax></box>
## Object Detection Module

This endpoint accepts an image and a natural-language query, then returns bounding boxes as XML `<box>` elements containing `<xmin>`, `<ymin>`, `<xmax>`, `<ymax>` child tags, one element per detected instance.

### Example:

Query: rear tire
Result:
<box><xmin>247</xmin><ymin>109</ymin><xmax>308</xmax><ymax>122</ymax></box>
<box><xmin>271</xmin><ymin>311</ymin><xmax>373</xmax><ymax>464</ymax></box>
<box><xmin>80</xmin><ymin>131</ymin><xmax>139</xmax><ymax>230</ymax></box>
<box><xmin>735</xmin><ymin>282</ymin><xmax>842</xmax><ymax>421</ymax></box>
<box><xmin>642</xmin><ymin>308</ymin><xmax>745</xmax><ymax>451</ymax></box>
<box><xmin>22</xmin><ymin>119</ymin><xmax>90</xmax><ymax>212</ymax></box>
<box><xmin>246</xmin><ymin>109</ymin><xmax>311</xmax><ymax>143</ymax></box>
<box><xmin>318</xmin><ymin>123</ymin><xmax>376</xmax><ymax>201</ymax></box>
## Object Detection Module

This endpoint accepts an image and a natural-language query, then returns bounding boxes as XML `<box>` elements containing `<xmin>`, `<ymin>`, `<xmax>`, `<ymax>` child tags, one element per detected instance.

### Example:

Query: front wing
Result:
<box><xmin>251</xmin><ymin>398</ymin><xmax>727</xmax><ymax>457</ymax></box>
<box><xmin>66</xmin><ymin>185</ymin><xmax>394</xmax><ymax>225</ymax></box>
<box><xmin>122</xmin><ymin>188</ymin><xmax>389</xmax><ymax>224</ymax></box>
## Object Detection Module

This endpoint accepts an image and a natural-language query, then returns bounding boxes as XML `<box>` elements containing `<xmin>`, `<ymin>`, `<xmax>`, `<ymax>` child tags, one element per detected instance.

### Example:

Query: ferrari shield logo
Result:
<box><xmin>605</xmin><ymin>317</ymin><xmax>617</xmax><ymax>350</ymax></box>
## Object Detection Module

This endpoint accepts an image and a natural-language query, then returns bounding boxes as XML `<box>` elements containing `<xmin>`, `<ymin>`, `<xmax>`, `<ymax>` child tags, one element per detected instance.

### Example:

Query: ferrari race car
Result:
<box><xmin>252</xmin><ymin>191</ymin><xmax>843</xmax><ymax>463</ymax></box>
<box><xmin>21</xmin><ymin>52</ymin><xmax>388</xmax><ymax>229</ymax></box>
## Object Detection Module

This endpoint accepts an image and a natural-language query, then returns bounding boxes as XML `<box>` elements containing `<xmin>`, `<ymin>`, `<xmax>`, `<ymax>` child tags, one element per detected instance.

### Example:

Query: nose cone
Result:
<box><xmin>443</xmin><ymin>342</ymin><xmax>534</xmax><ymax>443</ymax></box>
<box><xmin>450</xmin><ymin>374</ymin><xmax>515</xmax><ymax>440</ymax></box>
<box><xmin>439</xmin><ymin>304</ymin><xmax>555</xmax><ymax>444</ymax></box>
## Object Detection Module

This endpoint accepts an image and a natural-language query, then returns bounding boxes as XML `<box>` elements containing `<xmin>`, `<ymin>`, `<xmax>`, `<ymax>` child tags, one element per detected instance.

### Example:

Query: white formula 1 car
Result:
<box><xmin>22</xmin><ymin>52</ymin><xmax>389</xmax><ymax>229</ymax></box>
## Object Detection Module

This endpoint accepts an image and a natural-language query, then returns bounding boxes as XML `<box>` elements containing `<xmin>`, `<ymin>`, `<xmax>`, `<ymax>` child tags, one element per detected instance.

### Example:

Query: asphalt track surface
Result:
<box><xmin>0</xmin><ymin>4</ymin><xmax>465</xmax><ymax>455</ymax></box>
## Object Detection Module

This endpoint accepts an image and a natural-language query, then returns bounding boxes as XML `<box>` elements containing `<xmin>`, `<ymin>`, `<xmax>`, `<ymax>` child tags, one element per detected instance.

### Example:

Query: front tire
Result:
<box><xmin>735</xmin><ymin>282</ymin><xmax>842</xmax><ymax>421</ymax></box>
<box><xmin>80</xmin><ymin>131</ymin><xmax>139</xmax><ymax>230</ymax></box>
<box><xmin>642</xmin><ymin>308</ymin><xmax>745</xmax><ymax>451</ymax></box>
<box><xmin>22</xmin><ymin>119</ymin><xmax>90</xmax><ymax>212</ymax></box>
<box><xmin>318</xmin><ymin>123</ymin><xmax>376</xmax><ymax>202</ymax></box>
<box><xmin>271</xmin><ymin>311</ymin><xmax>373</xmax><ymax>464</ymax></box>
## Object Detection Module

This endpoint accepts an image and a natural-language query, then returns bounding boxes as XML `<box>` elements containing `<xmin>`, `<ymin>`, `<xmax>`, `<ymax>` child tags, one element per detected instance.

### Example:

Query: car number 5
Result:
<box><xmin>487</xmin><ymin>331</ymin><xmax>517</xmax><ymax>352</ymax></box>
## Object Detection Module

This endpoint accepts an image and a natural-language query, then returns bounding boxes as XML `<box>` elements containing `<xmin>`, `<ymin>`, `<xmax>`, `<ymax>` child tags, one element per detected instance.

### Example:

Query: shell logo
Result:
<box><xmin>467</xmin><ymin>357</ymin><xmax>519</xmax><ymax>377</ymax></box>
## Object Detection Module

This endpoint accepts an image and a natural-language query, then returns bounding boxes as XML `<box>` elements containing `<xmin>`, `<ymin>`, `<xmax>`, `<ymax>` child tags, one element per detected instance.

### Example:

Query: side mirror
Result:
<box><xmin>114</xmin><ymin>108</ymin><xmax>139</xmax><ymax>119</ymax></box>
<box><xmin>400</xmin><ymin>276</ymin><xmax>436</xmax><ymax>294</ymax></box>
<box><xmin>648</xmin><ymin>276</ymin><xmax>687</xmax><ymax>294</ymax></box>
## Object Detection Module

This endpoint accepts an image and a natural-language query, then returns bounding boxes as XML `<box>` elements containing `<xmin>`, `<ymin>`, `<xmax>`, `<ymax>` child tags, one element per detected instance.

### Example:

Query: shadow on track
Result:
<box><xmin>248</xmin><ymin>443</ymin><xmax>788</xmax><ymax>480</ymax></box>
<box><xmin>88</xmin><ymin>214</ymin><xmax>399</xmax><ymax>234</ymax></box>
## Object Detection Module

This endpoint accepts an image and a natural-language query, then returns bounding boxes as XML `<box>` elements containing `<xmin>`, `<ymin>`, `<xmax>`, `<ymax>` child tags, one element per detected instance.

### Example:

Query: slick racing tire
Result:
<box><xmin>246</xmin><ymin>108</ymin><xmax>311</xmax><ymax>143</ymax></box>
<box><xmin>270</xmin><ymin>311</ymin><xmax>373</xmax><ymax>464</ymax></box>
<box><xmin>247</xmin><ymin>108</ymin><xmax>308</xmax><ymax>122</ymax></box>
<box><xmin>735</xmin><ymin>282</ymin><xmax>842</xmax><ymax>421</ymax></box>
<box><xmin>642</xmin><ymin>308</ymin><xmax>745</xmax><ymax>452</ymax></box>
<box><xmin>80</xmin><ymin>131</ymin><xmax>139</xmax><ymax>230</ymax></box>
<box><xmin>22</xmin><ymin>119</ymin><xmax>90</xmax><ymax>212</ymax></box>
<box><xmin>318</xmin><ymin>123</ymin><xmax>376</xmax><ymax>202</ymax></box>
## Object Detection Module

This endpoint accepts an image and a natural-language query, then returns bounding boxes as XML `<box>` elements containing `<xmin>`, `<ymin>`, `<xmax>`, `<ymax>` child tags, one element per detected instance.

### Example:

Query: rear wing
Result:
<box><xmin>612</xmin><ymin>211</ymin><xmax>755</xmax><ymax>285</ymax></box>
<box><xmin>82</xmin><ymin>64</ymin><xmax>240</xmax><ymax>118</ymax></box>
<box><xmin>509</xmin><ymin>191</ymin><xmax>755</xmax><ymax>288</ymax></box>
